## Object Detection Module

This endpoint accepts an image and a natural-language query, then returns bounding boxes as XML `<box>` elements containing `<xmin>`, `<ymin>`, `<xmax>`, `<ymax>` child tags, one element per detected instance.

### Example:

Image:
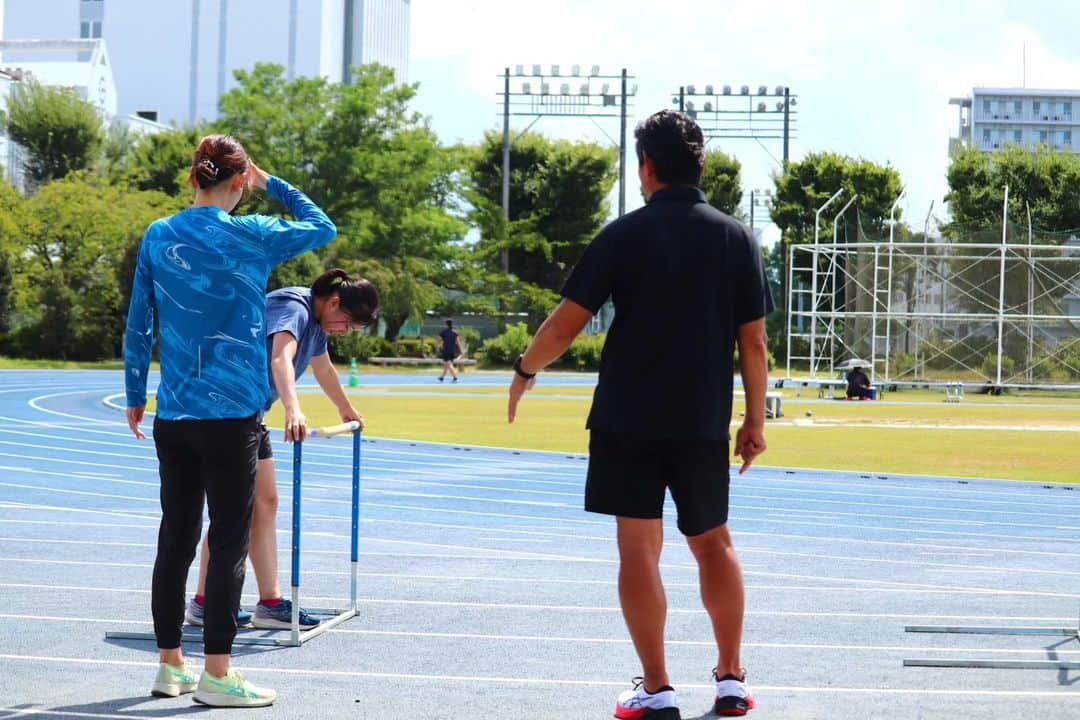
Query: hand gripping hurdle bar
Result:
<box><xmin>105</xmin><ymin>421</ymin><xmax>362</xmax><ymax>648</ymax></box>
<box><xmin>903</xmin><ymin>606</ymin><xmax>1080</xmax><ymax>670</ymax></box>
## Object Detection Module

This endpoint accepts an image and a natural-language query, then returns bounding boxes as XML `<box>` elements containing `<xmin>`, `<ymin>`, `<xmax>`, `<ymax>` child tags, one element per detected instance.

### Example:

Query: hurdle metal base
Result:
<box><xmin>105</xmin><ymin>427</ymin><xmax>364</xmax><ymax>650</ymax></box>
<box><xmin>105</xmin><ymin>607</ymin><xmax>358</xmax><ymax>648</ymax></box>
<box><xmin>904</xmin><ymin>622</ymin><xmax>1080</xmax><ymax>670</ymax></box>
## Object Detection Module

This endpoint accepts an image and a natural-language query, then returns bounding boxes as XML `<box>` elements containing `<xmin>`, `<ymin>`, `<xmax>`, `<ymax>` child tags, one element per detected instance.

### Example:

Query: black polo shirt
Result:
<box><xmin>561</xmin><ymin>186</ymin><xmax>774</xmax><ymax>441</ymax></box>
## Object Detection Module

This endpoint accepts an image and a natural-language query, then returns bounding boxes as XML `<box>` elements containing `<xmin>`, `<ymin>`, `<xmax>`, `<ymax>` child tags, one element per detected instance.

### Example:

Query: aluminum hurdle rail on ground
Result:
<box><xmin>106</xmin><ymin>421</ymin><xmax>362</xmax><ymax>648</ymax></box>
<box><xmin>903</xmin><ymin>607</ymin><xmax>1080</xmax><ymax>670</ymax></box>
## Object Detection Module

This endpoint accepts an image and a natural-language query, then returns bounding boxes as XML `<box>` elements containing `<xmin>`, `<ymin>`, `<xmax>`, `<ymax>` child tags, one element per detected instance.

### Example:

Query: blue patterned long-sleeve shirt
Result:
<box><xmin>124</xmin><ymin>176</ymin><xmax>336</xmax><ymax>419</ymax></box>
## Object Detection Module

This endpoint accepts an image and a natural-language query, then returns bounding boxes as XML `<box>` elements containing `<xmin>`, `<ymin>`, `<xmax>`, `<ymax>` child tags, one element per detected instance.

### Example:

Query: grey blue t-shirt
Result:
<box><xmin>263</xmin><ymin>287</ymin><xmax>329</xmax><ymax>411</ymax></box>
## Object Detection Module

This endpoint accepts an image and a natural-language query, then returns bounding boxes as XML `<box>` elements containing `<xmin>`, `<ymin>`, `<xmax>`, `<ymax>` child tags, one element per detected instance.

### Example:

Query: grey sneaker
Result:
<box><xmin>251</xmin><ymin>598</ymin><xmax>320</xmax><ymax>630</ymax></box>
<box><xmin>185</xmin><ymin>596</ymin><xmax>252</xmax><ymax>627</ymax></box>
<box><xmin>150</xmin><ymin>661</ymin><xmax>198</xmax><ymax>697</ymax></box>
<box><xmin>193</xmin><ymin>670</ymin><xmax>276</xmax><ymax>707</ymax></box>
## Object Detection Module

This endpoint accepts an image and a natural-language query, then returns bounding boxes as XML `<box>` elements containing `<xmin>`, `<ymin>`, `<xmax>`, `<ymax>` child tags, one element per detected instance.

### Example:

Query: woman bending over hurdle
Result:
<box><xmin>185</xmin><ymin>268</ymin><xmax>379</xmax><ymax>631</ymax></box>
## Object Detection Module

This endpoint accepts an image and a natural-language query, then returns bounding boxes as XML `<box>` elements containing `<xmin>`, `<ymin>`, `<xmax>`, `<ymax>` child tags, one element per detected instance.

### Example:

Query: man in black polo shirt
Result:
<box><xmin>508</xmin><ymin>109</ymin><xmax>772</xmax><ymax>719</ymax></box>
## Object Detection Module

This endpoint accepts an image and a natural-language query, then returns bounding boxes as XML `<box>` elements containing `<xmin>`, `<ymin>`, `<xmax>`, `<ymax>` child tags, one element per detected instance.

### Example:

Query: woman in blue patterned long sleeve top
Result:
<box><xmin>123</xmin><ymin>134</ymin><xmax>335</xmax><ymax>707</ymax></box>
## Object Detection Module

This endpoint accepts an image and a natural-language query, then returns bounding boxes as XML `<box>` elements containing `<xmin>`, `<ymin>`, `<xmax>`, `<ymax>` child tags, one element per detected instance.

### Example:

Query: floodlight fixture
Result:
<box><xmin>775</xmin><ymin>100</ymin><xmax>784</xmax><ymax>111</ymax></box>
<box><xmin>571</xmin><ymin>64</ymin><xmax>581</xmax><ymax>76</ymax></box>
<box><xmin>758</xmin><ymin>85</ymin><xmax>768</xmax><ymax>95</ymax></box>
<box><xmin>704</xmin><ymin>101</ymin><xmax>713</xmax><ymax>112</ymax></box>
<box><xmin>687</xmin><ymin>100</ymin><xmax>696</xmax><ymax>111</ymax></box>
<box><xmin>601</xmin><ymin>82</ymin><xmax>610</xmax><ymax>94</ymax></box>
<box><xmin>551</xmin><ymin>64</ymin><xmax>560</xmax><ymax>76</ymax></box>
<box><xmin>579</xmin><ymin>84</ymin><xmax>589</xmax><ymax>95</ymax></box>
<box><xmin>630</xmin><ymin>84</ymin><xmax>638</xmax><ymax>95</ymax></box>
<box><xmin>757</xmin><ymin>102</ymin><xmax>767</xmax><ymax>112</ymax></box>
<box><xmin>522</xmin><ymin>82</ymin><xmax>531</xmax><ymax>94</ymax></box>
<box><xmin>515</xmin><ymin>64</ymin><xmax>524</xmax><ymax>75</ymax></box>
<box><xmin>740</xmin><ymin>85</ymin><xmax>750</xmax><ymax>95</ymax></box>
<box><xmin>687</xmin><ymin>84</ymin><xmax>696</xmax><ymax>94</ymax></box>
<box><xmin>532</xmin><ymin>64</ymin><xmax>541</xmax><ymax>76</ymax></box>
<box><xmin>705</xmin><ymin>84</ymin><xmax>714</xmax><ymax>95</ymax></box>
<box><xmin>722</xmin><ymin>85</ymin><xmax>731</xmax><ymax>95</ymax></box>
<box><xmin>560</xmin><ymin>83</ymin><xmax>570</xmax><ymax>95</ymax></box>
<box><xmin>590</xmin><ymin>64</ymin><xmax>600</xmax><ymax>76</ymax></box>
<box><xmin>541</xmin><ymin>82</ymin><xmax>550</xmax><ymax>95</ymax></box>
<box><xmin>775</xmin><ymin>85</ymin><xmax>784</xmax><ymax>95</ymax></box>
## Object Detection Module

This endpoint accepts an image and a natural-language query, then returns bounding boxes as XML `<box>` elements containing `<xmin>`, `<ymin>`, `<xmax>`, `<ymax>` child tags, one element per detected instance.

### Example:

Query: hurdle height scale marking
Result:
<box><xmin>106</xmin><ymin>421</ymin><xmax>362</xmax><ymax>648</ymax></box>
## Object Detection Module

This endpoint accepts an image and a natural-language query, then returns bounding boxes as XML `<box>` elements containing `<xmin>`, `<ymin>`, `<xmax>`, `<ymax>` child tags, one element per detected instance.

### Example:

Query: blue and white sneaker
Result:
<box><xmin>614</xmin><ymin>677</ymin><xmax>680</xmax><ymax>719</ymax></box>
<box><xmin>184</xmin><ymin>596</ymin><xmax>252</xmax><ymax>627</ymax></box>
<box><xmin>251</xmin><ymin>599</ymin><xmax>321</xmax><ymax>630</ymax></box>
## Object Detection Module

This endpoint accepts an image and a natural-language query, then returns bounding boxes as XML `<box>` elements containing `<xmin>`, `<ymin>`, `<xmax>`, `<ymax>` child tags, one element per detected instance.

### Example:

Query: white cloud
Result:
<box><xmin>410</xmin><ymin>0</ymin><xmax>1080</xmax><ymax>237</ymax></box>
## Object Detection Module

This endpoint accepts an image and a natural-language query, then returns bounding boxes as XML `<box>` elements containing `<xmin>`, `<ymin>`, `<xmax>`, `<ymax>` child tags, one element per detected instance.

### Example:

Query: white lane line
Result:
<box><xmin>8</xmin><ymin>427</ymin><xmax>1075</xmax><ymax>520</ymax></box>
<box><xmin>12</xmin><ymin>397</ymin><xmax>1080</xmax><ymax>515</ymax></box>
<box><xmin>2</xmin><ymin>582</ymin><xmax>1077</xmax><ymax>620</ymax></box>
<box><xmin>5</xmin><ymin>464</ymin><xmax>1076</xmax><ymax>539</ymax></box>
<box><xmin>1</xmin><ymin>614</ymin><xmax>1078</xmax><ymax>658</ymax></box>
<box><xmin>0</xmin><ymin>657</ymin><xmax>1078</xmax><ymax>698</ymax></box>
<box><xmin>30</xmin><ymin>389</ymin><xmax>1080</xmax><ymax>501</ymax></box>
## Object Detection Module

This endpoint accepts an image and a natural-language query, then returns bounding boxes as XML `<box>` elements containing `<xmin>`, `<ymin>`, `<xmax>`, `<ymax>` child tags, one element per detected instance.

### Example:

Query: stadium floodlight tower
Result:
<box><xmin>497</xmin><ymin>64</ymin><xmax>636</xmax><ymax>272</ymax></box>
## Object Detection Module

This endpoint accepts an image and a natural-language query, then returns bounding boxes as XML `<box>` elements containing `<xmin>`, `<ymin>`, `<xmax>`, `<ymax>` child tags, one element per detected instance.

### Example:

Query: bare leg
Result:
<box><xmin>686</xmin><ymin>523</ymin><xmax>745</xmax><ymax>677</ymax></box>
<box><xmin>196</xmin><ymin>458</ymin><xmax>279</xmax><ymax>601</ymax></box>
<box><xmin>248</xmin><ymin>458</ymin><xmax>281</xmax><ymax>601</ymax></box>
<box><xmin>616</xmin><ymin>517</ymin><xmax>670</xmax><ymax>691</ymax></box>
<box><xmin>160</xmin><ymin>648</ymin><xmax>184</xmax><ymax>666</ymax></box>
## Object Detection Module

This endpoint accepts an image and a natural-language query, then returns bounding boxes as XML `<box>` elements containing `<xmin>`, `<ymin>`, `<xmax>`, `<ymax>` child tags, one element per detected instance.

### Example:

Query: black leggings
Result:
<box><xmin>151</xmin><ymin>415</ymin><xmax>260</xmax><ymax>655</ymax></box>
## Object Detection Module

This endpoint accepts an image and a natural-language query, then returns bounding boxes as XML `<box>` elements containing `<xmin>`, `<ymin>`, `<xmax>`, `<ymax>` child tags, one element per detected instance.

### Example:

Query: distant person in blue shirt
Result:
<box><xmin>438</xmin><ymin>319</ymin><xmax>464</xmax><ymax>382</ymax></box>
<box><xmin>124</xmin><ymin>134</ymin><xmax>336</xmax><ymax>707</ymax></box>
<box><xmin>186</xmin><ymin>268</ymin><xmax>379</xmax><ymax>632</ymax></box>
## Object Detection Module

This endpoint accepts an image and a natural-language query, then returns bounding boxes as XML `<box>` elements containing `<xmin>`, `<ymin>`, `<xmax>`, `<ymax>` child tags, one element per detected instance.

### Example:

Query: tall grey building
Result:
<box><xmin>0</xmin><ymin>0</ymin><xmax>410</xmax><ymax>125</ymax></box>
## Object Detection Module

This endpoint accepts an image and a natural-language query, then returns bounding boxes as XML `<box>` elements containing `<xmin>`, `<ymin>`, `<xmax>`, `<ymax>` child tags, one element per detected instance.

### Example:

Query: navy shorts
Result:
<box><xmin>584</xmin><ymin>430</ymin><xmax>731</xmax><ymax>536</ymax></box>
<box><xmin>257</xmin><ymin>423</ymin><xmax>272</xmax><ymax>460</ymax></box>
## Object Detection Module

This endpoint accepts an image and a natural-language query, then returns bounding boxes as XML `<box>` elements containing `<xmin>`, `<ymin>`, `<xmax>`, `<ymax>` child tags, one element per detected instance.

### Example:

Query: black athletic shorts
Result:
<box><xmin>257</xmin><ymin>423</ymin><xmax>272</xmax><ymax>460</ymax></box>
<box><xmin>585</xmin><ymin>430</ymin><xmax>731</xmax><ymax>536</ymax></box>
<box><xmin>440</xmin><ymin>350</ymin><xmax>456</xmax><ymax>362</ymax></box>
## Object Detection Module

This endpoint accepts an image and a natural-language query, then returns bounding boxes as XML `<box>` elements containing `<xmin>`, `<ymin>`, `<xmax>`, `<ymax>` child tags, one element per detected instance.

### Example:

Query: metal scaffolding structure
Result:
<box><xmin>785</xmin><ymin>188</ymin><xmax>1080</xmax><ymax>390</ymax></box>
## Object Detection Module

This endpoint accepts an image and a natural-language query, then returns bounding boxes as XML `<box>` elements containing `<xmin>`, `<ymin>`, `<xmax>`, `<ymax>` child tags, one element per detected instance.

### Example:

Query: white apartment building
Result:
<box><xmin>949</xmin><ymin>87</ymin><xmax>1080</xmax><ymax>154</ymax></box>
<box><xmin>0</xmin><ymin>0</ymin><xmax>410</xmax><ymax>126</ymax></box>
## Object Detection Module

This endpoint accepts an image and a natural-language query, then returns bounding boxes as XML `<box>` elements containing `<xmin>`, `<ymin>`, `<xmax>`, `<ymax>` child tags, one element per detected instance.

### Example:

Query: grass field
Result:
<box><xmin>252</xmin><ymin>379</ymin><xmax>1080</xmax><ymax>484</ymax></box>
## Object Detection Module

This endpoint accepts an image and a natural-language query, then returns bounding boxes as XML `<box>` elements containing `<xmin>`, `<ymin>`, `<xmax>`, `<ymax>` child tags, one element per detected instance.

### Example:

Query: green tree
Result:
<box><xmin>119</xmin><ymin>127</ymin><xmax>207</xmax><ymax>195</ymax></box>
<box><xmin>13</xmin><ymin>174</ymin><xmax>184</xmax><ymax>359</ymax></box>
<box><xmin>217</xmin><ymin>63</ymin><xmax>466</xmax><ymax>338</ymax></box>
<box><xmin>0</xmin><ymin>182</ymin><xmax>23</xmax><ymax>335</ymax></box>
<box><xmin>5</xmin><ymin>81</ymin><xmax>105</xmax><ymax>188</ymax></box>
<box><xmin>466</xmin><ymin>131</ymin><xmax>617</xmax><ymax>290</ymax></box>
<box><xmin>945</xmin><ymin>144</ymin><xmax>1080</xmax><ymax>229</ymax></box>
<box><xmin>700</xmin><ymin>150</ymin><xmax>742</xmax><ymax>215</ymax></box>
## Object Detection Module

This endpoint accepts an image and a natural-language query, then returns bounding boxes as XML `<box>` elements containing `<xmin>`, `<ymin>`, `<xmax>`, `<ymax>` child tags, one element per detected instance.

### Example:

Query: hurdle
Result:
<box><xmin>105</xmin><ymin>421</ymin><xmax>362</xmax><ymax>648</ymax></box>
<box><xmin>903</xmin><ymin>606</ymin><xmax>1080</xmax><ymax>670</ymax></box>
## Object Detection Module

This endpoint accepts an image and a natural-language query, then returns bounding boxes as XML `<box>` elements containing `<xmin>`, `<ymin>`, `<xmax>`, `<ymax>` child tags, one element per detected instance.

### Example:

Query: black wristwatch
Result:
<box><xmin>513</xmin><ymin>354</ymin><xmax>537</xmax><ymax>380</ymax></box>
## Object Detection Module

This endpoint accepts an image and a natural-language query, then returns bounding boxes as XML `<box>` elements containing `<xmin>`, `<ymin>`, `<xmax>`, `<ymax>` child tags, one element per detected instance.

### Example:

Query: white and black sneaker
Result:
<box><xmin>614</xmin><ymin>677</ymin><xmax>680</xmax><ymax>719</ymax></box>
<box><xmin>713</xmin><ymin>669</ymin><xmax>755</xmax><ymax>716</ymax></box>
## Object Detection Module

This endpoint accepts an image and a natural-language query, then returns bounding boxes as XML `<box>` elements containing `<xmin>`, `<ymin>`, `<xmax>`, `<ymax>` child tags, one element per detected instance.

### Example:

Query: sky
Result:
<box><xmin>408</xmin><ymin>0</ymin><xmax>1080</xmax><ymax>245</ymax></box>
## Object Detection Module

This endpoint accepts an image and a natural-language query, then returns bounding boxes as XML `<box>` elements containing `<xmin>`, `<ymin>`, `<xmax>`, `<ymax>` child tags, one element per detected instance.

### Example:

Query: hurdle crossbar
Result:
<box><xmin>903</xmin><ymin>610</ymin><xmax>1080</xmax><ymax>670</ymax></box>
<box><xmin>106</xmin><ymin>422</ymin><xmax>362</xmax><ymax>648</ymax></box>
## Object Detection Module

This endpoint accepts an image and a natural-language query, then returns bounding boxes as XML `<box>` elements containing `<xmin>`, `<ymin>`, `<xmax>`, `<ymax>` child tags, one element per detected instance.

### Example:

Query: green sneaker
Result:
<box><xmin>150</xmin><ymin>662</ymin><xmax>198</xmax><ymax>697</ymax></box>
<box><xmin>193</xmin><ymin>669</ymin><xmax>277</xmax><ymax>707</ymax></box>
